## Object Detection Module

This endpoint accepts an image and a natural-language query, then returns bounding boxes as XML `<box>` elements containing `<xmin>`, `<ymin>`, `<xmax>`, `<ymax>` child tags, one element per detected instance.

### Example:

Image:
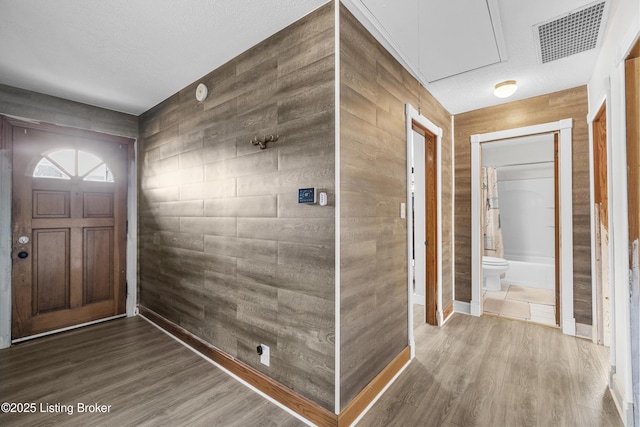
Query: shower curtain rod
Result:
<box><xmin>485</xmin><ymin>160</ymin><xmax>554</xmax><ymax>168</ymax></box>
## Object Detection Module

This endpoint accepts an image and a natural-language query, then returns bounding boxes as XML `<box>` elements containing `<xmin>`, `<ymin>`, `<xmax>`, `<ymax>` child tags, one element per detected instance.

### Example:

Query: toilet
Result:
<box><xmin>482</xmin><ymin>256</ymin><xmax>509</xmax><ymax>291</ymax></box>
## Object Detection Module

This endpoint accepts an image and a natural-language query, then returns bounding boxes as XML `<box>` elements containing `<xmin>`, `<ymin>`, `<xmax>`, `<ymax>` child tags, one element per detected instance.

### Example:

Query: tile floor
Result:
<box><xmin>483</xmin><ymin>284</ymin><xmax>557</xmax><ymax>326</ymax></box>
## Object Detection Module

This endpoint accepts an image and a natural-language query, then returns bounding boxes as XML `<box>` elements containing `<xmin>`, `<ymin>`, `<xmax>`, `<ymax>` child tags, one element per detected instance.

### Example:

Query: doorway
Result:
<box><xmin>405</xmin><ymin>103</ymin><xmax>443</xmax><ymax>346</ymax></box>
<box><xmin>5</xmin><ymin>119</ymin><xmax>133</xmax><ymax>341</ymax></box>
<box><xmin>591</xmin><ymin>102</ymin><xmax>611</xmax><ymax>345</ymax></box>
<box><xmin>470</xmin><ymin>119</ymin><xmax>576</xmax><ymax>336</ymax></box>
<box><xmin>479</xmin><ymin>134</ymin><xmax>559</xmax><ymax>326</ymax></box>
<box><xmin>412</xmin><ymin>121</ymin><xmax>438</xmax><ymax>325</ymax></box>
<box><xmin>625</xmin><ymin>39</ymin><xmax>640</xmax><ymax>426</ymax></box>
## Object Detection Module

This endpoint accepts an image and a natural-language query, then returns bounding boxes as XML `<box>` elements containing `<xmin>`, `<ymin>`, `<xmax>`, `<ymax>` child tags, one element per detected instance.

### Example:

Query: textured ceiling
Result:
<box><xmin>0</xmin><ymin>0</ymin><xmax>329</xmax><ymax>115</ymax></box>
<box><xmin>347</xmin><ymin>0</ymin><xmax>613</xmax><ymax>114</ymax></box>
<box><xmin>0</xmin><ymin>0</ymin><xmax>615</xmax><ymax>116</ymax></box>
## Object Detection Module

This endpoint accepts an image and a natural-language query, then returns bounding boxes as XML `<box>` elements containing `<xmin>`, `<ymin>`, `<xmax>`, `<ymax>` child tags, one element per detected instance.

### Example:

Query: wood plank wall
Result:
<box><xmin>0</xmin><ymin>84</ymin><xmax>138</xmax><ymax>138</ymax></box>
<box><xmin>339</xmin><ymin>5</ymin><xmax>453</xmax><ymax>409</ymax></box>
<box><xmin>454</xmin><ymin>86</ymin><xmax>593</xmax><ymax>324</ymax></box>
<box><xmin>138</xmin><ymin>3</ymin><xmax>336</xmax><ymax>410</ymax></box>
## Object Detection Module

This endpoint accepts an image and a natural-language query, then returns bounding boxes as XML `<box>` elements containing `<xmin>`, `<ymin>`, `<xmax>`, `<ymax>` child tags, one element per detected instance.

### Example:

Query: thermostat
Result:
<box><xmin>298</xmin><ymin>188</ymin><xmax>316</xmax><ymax>204</ymax></box>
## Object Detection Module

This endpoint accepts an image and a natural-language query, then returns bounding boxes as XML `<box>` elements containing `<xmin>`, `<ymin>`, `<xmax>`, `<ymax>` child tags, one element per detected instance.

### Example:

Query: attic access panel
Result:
<box><xmin>418</xmin><ymin>0</ymin><xmax>507</xmax><ymax>82</ymax></box>
<box><xmin>358</xmin><ymin>0</ymin><xmax>506</xmax><ymax>83</ymax></box>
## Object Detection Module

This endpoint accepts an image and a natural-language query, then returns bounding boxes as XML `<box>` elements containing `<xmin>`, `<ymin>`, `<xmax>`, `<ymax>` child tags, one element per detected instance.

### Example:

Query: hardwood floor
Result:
<box><xmin>0</xmin><ymin>311</ymin><xmax>622</xmax><ymax>426</ymax></box>
<box><xmin>0</xmin><ymin>316</ymin><xmax>304</xmax><ymax>427</ymax></box>
<box><xmin>360</xmin><ymin>307</ymin><xmax>622</xmax><ymax>427</ymax></box>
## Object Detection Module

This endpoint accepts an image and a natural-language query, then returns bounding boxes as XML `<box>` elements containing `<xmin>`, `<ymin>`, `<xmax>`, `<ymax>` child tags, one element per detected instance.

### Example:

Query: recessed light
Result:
<box><xmin>494</xmin><ymin>80</ymin><xmax>517</xmax><ymax>98</ymax></box>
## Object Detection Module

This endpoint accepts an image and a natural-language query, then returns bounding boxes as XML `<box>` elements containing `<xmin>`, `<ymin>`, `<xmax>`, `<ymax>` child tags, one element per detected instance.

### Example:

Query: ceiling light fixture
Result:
<box><xmin>494</xmin><ymin>80</ymin><xmax>517</xmax><ymax>98</ymax></box>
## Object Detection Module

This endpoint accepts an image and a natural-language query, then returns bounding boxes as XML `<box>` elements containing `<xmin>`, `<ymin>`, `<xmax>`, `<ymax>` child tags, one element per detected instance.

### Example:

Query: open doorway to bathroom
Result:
<box><xmin>470</xmin><ymin>119</ymin><xmax>574</xmax><ymax>335</ymax></box>
<box><xmin>480</xmin><ymin>134</ymin><xmax>560</xmax><ymax>326</ymax></box>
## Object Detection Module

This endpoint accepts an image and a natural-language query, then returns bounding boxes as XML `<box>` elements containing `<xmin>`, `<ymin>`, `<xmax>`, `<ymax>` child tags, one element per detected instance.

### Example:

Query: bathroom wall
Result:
<box><xmin>339</xmin><ymin>4</ymin><xmax>453</xmax><ymax>409</ymax></box>
<box><xmin>499</xmin><ymin>173</ymin><xmax>555</xmax><ymax>262</ymax></box>
<box><xmin>482</xmin><ymin>135</ymin><xmax>555</xmax><ymax>263</ymax></box>
<box><xmin>138</xmin><ymin>3</ymin><xmax>336</xmax><ymax>410</ymax></box>
<box><xmin>455</xmin><ymin>86</ymin><xmax>592</xmax><ymax>324</ymax></box>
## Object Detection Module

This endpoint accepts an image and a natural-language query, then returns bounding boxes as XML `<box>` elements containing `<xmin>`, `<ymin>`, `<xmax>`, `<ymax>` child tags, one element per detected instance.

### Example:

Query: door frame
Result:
<box><xmin>625</xmin><ymin>45</ymin><xmax>640</xmax><ymax>427</ymax></box>
<box><xmin>0</xmin><ymin>116</ymin><xmax>137</xmax><ymax>348</ymax></box>
<box><xmin>588</xmin><ymin>99</ymin><xmax>611</xmax><ymax>345</ymax></box>
<box><xmin>470</xmin><ymin>119</ymin><xmax>576</xmax><ymax>336</ymax></box>
<box><xmin>411</xmin><ymin>121</ymin><xmax>439</xmax><ymax>325</ymax></box>
<box><xmin>405</xmin><ymin>104</ymin><xmax>443</xmax><ymax>350</ymax></box>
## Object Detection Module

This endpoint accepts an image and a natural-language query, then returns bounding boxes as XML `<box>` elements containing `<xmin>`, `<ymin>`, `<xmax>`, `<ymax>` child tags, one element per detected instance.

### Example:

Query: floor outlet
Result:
<box><xmin>259</xmin><ymin>344</ymin><xmax>270</xmax><ymax>366</ymax></box>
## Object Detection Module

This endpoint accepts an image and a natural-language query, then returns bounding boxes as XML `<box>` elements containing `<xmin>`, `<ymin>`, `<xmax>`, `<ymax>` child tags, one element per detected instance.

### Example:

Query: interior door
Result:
<box><xmin>424</xmin><ymin>130</ymin><xmax>438</xmax><ymax>325</ymax></box>
<box><xmin>592</xmin><ymin>104</ymin><xmax>610</xmax><ymax>343</ymax></box>
<box><xmin>412</xmin><ymin>122</ymin><xmax>438</xmax><ymax>325</ymax></box>
<box><xmin>554</xmin><ymin>133</ymin><xmax>561</xmax><ymax>326</ymax></box>
<box><xmin>11</xmin><ymin>124</ymin><xmax>129</xmax><ymax>339</ymax></box>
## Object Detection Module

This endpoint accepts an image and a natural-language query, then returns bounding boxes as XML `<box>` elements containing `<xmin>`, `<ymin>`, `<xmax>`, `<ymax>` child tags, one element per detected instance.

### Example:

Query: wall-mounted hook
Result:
<box><xmin>250</xmin><ymin>134</ymin><xmax>279</xmax><ymax>149</ymax></box>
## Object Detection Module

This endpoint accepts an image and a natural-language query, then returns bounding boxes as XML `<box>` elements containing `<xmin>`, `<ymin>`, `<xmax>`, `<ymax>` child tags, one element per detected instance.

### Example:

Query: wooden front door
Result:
<box><xmin>11</xmin><ymin>123</ymin><xmax>129</xmax><ymax>339</ymax></box>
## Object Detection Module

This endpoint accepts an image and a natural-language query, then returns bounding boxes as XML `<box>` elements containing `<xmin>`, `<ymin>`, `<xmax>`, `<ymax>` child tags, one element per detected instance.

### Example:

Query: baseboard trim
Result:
<box><xmin>610</xmin><ymin>370</ymin><xmax>634</xmax><ymax>426</ymax></box>
<box><xmin>443</xmin><ymin>301</ymin><xmax>454</xmax><ymax>321</ymax></box>
<box><xmin>337</xmin><ymin>346</ymin><xmax>411</xmax><ymax>426</ymax></box>
<box><xmin>575</xmin><ymin>322</ymin><xmax>592</xmax><ymax>340</ymax></box>
<box><xmin>453</xmin><ymin>300</ymin><xmax>471</xmax><ymax>314</ymax></box>
<box><xmin>562</xmin><ymin>317</ymin><xmax>576</xmax><ymax>336</ymax></box>
<box><xmin>138</xmin><ymin>306</ymin><xmax>336</xmax><ymax>427</ymax></box>
<box><xmin>470</xmin><ymin>299</ymin><xmax>481</xmax><ymax>316</ymax></box>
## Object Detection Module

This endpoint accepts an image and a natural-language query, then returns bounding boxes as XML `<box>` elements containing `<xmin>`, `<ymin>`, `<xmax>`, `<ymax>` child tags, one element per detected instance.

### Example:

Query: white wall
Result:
<box><xmin>482</xmin><ymin>135</ymin><xmax>555</xmax><ymax>263</ymax></box>
<box><xmin>498</xmin><ymin>175</ymin><xmax>555</xmax><ymax>261</ymax></box>
<box><xmin>412</xmin><ymin>130</ymin><xmax>426</xmax><ymax>304</ymax></box>
<box><xmin>588</xmin><ymin>0</ymin><xmax>640</xmax><ymax>112</ymax></box>
<box><xmin>587</xmin><ymin>0</ymin><xmax>640</xmax><ymax>424</ymax></box>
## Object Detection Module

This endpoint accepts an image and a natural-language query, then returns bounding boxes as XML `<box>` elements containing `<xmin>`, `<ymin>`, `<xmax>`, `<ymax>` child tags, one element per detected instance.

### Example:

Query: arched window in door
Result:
<box><xmin>33</xmin><ymin>149</ymin><xmax>114</xmax><ymax>182</ymax></box>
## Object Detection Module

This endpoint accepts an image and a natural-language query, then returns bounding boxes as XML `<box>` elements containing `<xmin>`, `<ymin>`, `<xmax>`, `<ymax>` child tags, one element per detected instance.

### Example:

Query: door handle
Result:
<box><xmin>17</xmin><ymin>251</ymin><xmax>29</xmax><ymax>259</ymax></box>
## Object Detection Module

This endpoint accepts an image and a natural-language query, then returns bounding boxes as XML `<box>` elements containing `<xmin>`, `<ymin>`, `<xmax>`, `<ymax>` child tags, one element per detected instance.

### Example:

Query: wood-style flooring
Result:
<box><xmin>358</xmin><ymin>307</ymin><xmax>622</xmax><ymax>427</ymax></box>
<box><xmin>0</xmin><ymin>316</ymin><xmax>303</xmax><ymax>427</ymax></box>
<box><xmin>0</xmin><ymin>311</ymin><xmax>622</xmax><ymax>426</ymax></box>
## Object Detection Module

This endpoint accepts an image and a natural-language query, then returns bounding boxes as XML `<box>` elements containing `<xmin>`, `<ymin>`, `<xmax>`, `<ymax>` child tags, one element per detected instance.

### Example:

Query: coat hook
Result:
<box><xmin>251</xmin><ymin>134</ymin><xmax>279</xmax><ymax>149</ymax></box>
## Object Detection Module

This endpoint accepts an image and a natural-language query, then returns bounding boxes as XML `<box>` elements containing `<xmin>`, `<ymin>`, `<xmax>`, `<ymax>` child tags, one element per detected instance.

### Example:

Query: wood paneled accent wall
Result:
<box><xmin>138</xmin><ymin>4</ymin><xmax>336</xmax><ymax>410</ymax></box>
<box><xmin>0</xmin><ymin>84</ymin><xmax>138</xmax><ymax>138</ymax></box>
<box><xmin>339</xmin><ymin>5</ymin><xmax>453</xmax><ymax>409</ymax></box>
<box><xmin>454</xmin><ymin>86</ymin><xmax>593</xmax><ymax>324</ymax></box>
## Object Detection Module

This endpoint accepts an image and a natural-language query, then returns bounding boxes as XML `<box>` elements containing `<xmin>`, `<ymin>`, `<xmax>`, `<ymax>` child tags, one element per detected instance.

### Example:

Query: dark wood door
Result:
<box><xmin>592</xmin><ymin>105</ymin><xmax>608</xmax><ymax>339</ymax></box>
<box><xmin>11</xmin><ymin>125</ymin><xmax>128</xmax><ymax>339</ymax></box>
<box><xmin>424</xmin><ymin>131</ymin><xmax>438</xmax><ymax>325</ymax></box>
<box><xmin>412</xmin><ymin>121</ymin><xmax>438</xmax><ymax>325</ymax></box>
<box><xmin>554</xmin><ymin>133</ymin><xmax>561</xmax><ymax>326</ymax></box>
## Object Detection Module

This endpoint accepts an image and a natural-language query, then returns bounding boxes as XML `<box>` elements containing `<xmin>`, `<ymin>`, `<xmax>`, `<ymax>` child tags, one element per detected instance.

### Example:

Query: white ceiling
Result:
<box><xmin>0</xmin><ymin>0</ymin><xmax>615</xmax><ymax>116</ymax></box>
<box><xmin>350</xmin><ymin>0</ymin><xmax>613</xmax><ymax>113</ymax></box>
<box><xmin>0</xmin><ymin>0</ymin><xmax>329</xmax><ymax>115</ymax></box>
<box><xmin>482</xmin><ymin>134</ymin><xmax>555</xmax><ymax>167</ymax></box>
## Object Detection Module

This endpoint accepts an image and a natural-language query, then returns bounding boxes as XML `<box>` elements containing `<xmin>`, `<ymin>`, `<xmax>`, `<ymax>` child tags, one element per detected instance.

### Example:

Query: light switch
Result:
<box><xmin>400</xmin><ymin>202</ymin><xmax>406</xmax><ymax>219</ymax></box>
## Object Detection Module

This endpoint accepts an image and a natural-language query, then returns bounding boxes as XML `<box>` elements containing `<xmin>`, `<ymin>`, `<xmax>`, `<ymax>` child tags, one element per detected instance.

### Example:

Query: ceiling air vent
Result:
<box><xmin>534</xmin><ymin>1</ymin><xmax>609</xmax><ymax>64</ymax></box>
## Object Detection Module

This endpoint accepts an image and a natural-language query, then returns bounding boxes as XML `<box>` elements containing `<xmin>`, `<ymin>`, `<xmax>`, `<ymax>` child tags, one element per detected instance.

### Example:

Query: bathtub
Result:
<box><xmin>501</xmin><ymin>257</ymin><xmax>555</xmax><ymax>290</ymax></box>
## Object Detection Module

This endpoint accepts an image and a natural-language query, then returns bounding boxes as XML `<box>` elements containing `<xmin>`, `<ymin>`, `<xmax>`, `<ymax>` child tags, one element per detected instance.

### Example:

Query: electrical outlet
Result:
<box><xmin>259</xmin><ymin>344</ymin><xmax>270</xmax><ymax>366</ymax></box>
